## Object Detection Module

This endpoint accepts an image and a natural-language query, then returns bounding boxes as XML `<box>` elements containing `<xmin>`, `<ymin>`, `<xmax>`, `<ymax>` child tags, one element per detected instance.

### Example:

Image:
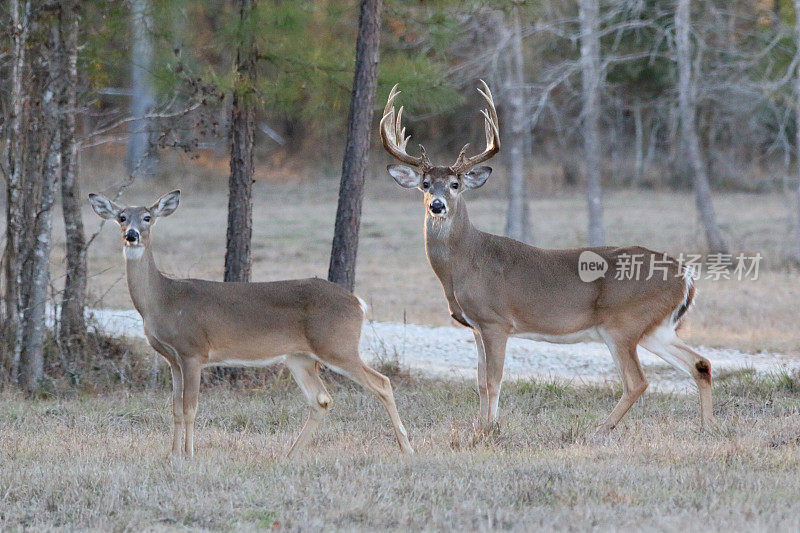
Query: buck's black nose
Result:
<box><xmin>430</xmin><ymin>199</ymin><xmax>445</xmax><ymax>214</ymax></box>
<box><xmin>125</xmin><ymin>230</ymin><xmax>139</xmax><ymax>242</ymax></box>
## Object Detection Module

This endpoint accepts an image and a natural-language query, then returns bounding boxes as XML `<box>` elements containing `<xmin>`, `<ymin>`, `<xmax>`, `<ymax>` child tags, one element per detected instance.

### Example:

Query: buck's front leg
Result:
<box><xmin>442</xmin><ymin>285</ymin><xmax>472</xmax><ymax>329</ymax></box>
<box><xmin>479</xmin><ymin>327</ymin><xmax>509</xmax><ymax>429</ymax></box>
<box><xmin>472</xmin><ymin>329</ymin><xmax>489</xmax><ymax>429</ymax></box>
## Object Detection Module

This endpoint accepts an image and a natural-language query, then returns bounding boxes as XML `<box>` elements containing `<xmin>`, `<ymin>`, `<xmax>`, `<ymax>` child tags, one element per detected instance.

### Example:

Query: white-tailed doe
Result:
<box><xmin>89</xmin><ymin>190</ymin><xmax>413</xmax><ymax>457</ymax></box>
<box><xmin>380</xmin><ymin>81</ymin><xmax>713</xmax><ymax>434</ymax></box>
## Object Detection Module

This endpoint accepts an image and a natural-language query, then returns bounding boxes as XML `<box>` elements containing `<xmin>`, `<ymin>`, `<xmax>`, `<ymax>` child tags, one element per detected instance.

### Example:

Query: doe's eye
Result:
<box><xmin>422</xmin><ymin>181</ymin><xmax>430</xmax><ymax>189</ymax></box>
<box><xmin>450</xmin><ymin>182</ymin><xmax>459</xmax><ymax>190</ymax></box>
<box><xmin>119</xmin><ymin>215</ymin><xmax>127</xmax><ymax>223</ymax></box>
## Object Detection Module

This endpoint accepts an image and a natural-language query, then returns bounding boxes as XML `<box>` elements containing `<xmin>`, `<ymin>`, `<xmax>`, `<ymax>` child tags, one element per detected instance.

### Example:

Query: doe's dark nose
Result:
<box><xmin>125</xmin><ymin>230</ymin><xmax>139</xmax><ymax>242</ymax></box>
<box><xmin>430</xmin><ymin>199</ymin><xmax>445</xmax><ymax>214</ymax></box>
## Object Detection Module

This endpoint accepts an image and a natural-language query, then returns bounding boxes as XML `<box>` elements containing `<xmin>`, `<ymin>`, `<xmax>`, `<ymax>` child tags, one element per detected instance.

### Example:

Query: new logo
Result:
<box><xmin>578</xmin><ymin>250</ymin><xmax>608</xmax><ymax>282</ymax></box>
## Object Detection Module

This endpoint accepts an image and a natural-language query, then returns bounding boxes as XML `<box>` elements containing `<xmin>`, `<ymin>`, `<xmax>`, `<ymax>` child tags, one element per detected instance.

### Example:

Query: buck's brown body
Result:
<box><xmin>427</xmin><ymin>197</ymin><xmax>688</xmax><ymax>342</ymax></box>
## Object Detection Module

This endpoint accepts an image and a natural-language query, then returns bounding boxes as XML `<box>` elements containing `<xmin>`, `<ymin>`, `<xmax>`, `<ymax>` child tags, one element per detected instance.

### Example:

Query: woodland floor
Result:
<box><xmin>2</xmin><ymin>371</ymin><xmax>800</xmax><ymax>531</ymax></box>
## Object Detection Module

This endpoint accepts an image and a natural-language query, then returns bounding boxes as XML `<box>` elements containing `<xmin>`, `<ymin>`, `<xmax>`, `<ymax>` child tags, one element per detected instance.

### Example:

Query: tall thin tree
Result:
<box><xmin>19</xmin><ymin>16</ymin><xmax>61</xmax><ymax>392</ymax></box>
<box><xmin>503</xmin><ymin>5</ymin><xmax>532</xmax><ymax>244</ymax></box>
<box><xmin>328</xmin><ymin>0</ymin><xmax>383</xmax><ymax>292</ymax></box>
<box><xmin>675</xmin><ymin>0</ymin><xmax>727</xmax><ymax>254</ymax></box>
<box><xmin>126</xmin><ymin>0</ymin><xmax>157</xmax><ymax>176</ymax></box>
<box><xmin>224</xmin><ymin>0</ymin><xmax>257</xmax><ymax>283</ymax></box>
<box><xmin>578</xmin><ymin>0</ymin><xmax>604</xmax><ymax>246</ymax></box>
<box><xmin>794</xmin><ymin>0</ymin><xmax>800</xmax><ymax>261</ymax></box>
<box><xmin>58</xmin><ymin>0</ymin><xmax>87</xmax><ymax>366</ymax></box>
<box><xmin>4</xmin><ymin>0</ymin><xmax>31</xmax><ymax>381</ymax></box>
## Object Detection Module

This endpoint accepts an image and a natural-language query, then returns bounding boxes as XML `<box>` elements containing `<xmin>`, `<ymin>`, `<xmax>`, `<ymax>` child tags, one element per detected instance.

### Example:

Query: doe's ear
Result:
<box><xmin>387</xmin><ymin>164</ymin><xmax>421</xmax><ymax>189</ymax></box>
<box><xmin>88</xmin><ymin>193</ymin><xmax>122</xmax><ymax>220</ymax></box>
<box><xmin>461</xmin><ymin>166</ymin><xmax>492</xmax><ymax>190</ymax></box>
<box><xmin>150</xmin><ymin>190</ymin><xmax>180</xmax><ymax>218</ymax></box>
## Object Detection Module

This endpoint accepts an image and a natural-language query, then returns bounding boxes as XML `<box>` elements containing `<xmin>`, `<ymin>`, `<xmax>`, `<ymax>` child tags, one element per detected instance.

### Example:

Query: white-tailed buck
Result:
<box><xmin>89</xmin><ymin>190</ymin><xmax>413</xmax><ymax>457</ymax></box>
<box><xmin>380</xmin><ymin>81</ymin><xmax>713</xmax><ymax>433</ymax></box>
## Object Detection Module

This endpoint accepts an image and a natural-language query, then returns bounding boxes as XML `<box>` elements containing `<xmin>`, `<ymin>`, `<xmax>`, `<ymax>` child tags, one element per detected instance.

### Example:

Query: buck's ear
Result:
<box><xmin>150</xmin><ymin>190</ymin><xmax>180</xmax><ymax>218</ymax></box>
<box><xmin>461</xmin><ymin>166</ymin><xmax>492</xmax><ymax>190</ymax></box>
<box><xmin>387</xmin><ymin>164</ymin><xmax>421</xmax><ymax>189</ymax></box>
<box><xmin>88</xmin><ymin>193</ymin><xmax>122</xmax><ymax>220</ymax></box>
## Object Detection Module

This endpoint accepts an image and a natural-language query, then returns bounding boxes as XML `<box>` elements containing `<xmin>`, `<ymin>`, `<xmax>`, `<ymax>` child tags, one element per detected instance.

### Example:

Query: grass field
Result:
<box><xmin>2</xmin><ymin>370</ymin><xmax>800</xmax><ymax>530</ymax></box>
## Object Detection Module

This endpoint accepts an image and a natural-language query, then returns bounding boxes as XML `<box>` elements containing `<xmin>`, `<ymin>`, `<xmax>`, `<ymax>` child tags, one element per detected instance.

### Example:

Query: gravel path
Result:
<box><xmin>90</xmin><ymin>308</ymin><xmax>800</xmax><ymax>392</ymax></box>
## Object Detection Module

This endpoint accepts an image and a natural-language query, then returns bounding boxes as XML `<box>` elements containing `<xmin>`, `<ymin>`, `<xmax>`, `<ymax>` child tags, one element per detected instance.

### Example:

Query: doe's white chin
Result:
<box><xmin>124</xmin><ymin>246</ymin><xmax>145</xmax><ymax>260</ymax></box>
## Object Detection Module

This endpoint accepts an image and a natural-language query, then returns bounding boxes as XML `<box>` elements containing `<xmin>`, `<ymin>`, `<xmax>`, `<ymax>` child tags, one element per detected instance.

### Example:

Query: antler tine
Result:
<box><xmin>384</xmin><ymin>83</ymin><xmax>400</xmax><ymax>117</ymax></box>
<box><xmin>396</xmin><ymin>106</ymin><xmax>408</xmax><ymax>151</ymax></box>
<box><xmin>379</xmin><ymin>84</ymin><xmax>431</xmax><ymax>169</ymax></box>
<box><xmin>477</xmin><ymin>79</ymin><xmax>499</xmax><ymax>128</ymax></box>
<box><xmin>450</xmin><ymin>80</ymin><xmax>501</xmax><ymax>173</ymax></box>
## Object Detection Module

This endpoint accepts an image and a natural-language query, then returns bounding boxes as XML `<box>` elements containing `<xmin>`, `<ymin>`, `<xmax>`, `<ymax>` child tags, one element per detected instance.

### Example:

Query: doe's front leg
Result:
<box><xmin>180</xmin><ymin>357</ymin><xmax>202</xmax><ymax>458</ymax></box>
<box><xmin>167</xmin><ymin>359</ymin><xmax>184</xmax><ymax>457</ymax></box>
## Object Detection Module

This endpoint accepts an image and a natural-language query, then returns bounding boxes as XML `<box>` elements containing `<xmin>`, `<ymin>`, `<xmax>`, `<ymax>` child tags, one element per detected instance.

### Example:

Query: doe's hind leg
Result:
<box><xmin>317</xmin><ymin>349</ymin><xmax>414</xmax><ymax>454</ymax></box>
<box><xmin>285</xmin><ymin>353</ymin><xmax>332</xmax><ymax>458</ymax></box>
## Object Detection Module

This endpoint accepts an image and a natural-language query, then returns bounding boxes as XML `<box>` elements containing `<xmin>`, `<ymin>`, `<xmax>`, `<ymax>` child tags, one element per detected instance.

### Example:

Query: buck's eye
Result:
<box><xmin>119</xmin><ymin>215</ymin><xmax>127</xmax><ymax>223</ymax></box>
<box><xmin>422</xmin><ymin>181</ymin><xmax>430</xmax><ymax>189</ymax></box>
<box><xmin>450</xmin><ymin>182</ymin><xmax>459</xmax><ymax>190</ymax></box>
<box><xmin>143</xmin><ymin>215</ymin><xmax>151</xmax><ymax>222</ymax></box>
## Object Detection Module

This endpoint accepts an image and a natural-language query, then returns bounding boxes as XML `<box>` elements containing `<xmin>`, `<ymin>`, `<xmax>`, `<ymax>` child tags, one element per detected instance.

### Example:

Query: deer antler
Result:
<box><xmin>449</xmin><ymin>80</ymin><xmax>501</xmax><ymax>174</ymax></box>
<box><xmin>379</xmin><ymin>84</ymin><xmax>432</xmax><ymax>170</ymax></box>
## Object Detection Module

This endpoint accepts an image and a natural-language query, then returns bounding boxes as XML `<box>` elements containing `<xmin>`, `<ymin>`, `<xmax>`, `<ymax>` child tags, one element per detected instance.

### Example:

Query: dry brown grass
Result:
<box><xmin>46</xmin><ymin>174</ymin><xmax>800</xmax><ymax>354</ymax></box>
<box><xmin>2</xmin><ymin>371</ymin><xmax>800</xmax><ymax>530</ymax></box>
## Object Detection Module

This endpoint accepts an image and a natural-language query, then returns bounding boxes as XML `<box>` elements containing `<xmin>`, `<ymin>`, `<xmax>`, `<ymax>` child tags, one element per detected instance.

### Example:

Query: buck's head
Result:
<box><xmin>381</xmin><ymin>81</ymin><xmax>499</xmax><ymax>219</ymax></box>
<box><xmin>89</xmin><ymin>190</ymin><xmax>180</xmax><ymax>258</ymax></box>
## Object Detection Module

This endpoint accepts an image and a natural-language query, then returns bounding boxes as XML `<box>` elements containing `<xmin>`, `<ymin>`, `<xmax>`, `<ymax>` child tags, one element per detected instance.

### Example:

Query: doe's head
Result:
<box><xmin>88</xmin><ymin>190</ymin><xmax>180</xmax><ymax>250</ymax></box>
<box><xmin>380</xmin><ymin>81</ymin><xmax>499</xmax><ymax>219</ymax></box>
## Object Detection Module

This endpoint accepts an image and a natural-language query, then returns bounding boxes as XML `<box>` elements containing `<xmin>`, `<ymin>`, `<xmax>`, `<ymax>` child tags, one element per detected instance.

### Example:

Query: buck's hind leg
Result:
<box><xmin>285</xmin><ymin>353</ymin><xmax>331</xmax><ymax>458</ymax></box>
<box><xmin>640</xmin><ymin>333</ymin><xmax>714</xmax><ymax>430</ymax></box>
<box><xmin>597</xmin><ymin>330</ymin><xmax>649</xmax><ymax>433</ymax></box>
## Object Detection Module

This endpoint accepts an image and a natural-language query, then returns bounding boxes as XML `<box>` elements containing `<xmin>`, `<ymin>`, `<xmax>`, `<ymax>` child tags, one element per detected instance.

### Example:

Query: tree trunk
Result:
<box><xmin>578</xmin><ymin>0</ymin><xmax>604</xmax><ymax>246</ymax></box>
<box><xmin>4</xmin><ymin>0</ymin><xmax>31</xmax><ymax>382</ymax></box>
<box><xmin>20</xmin><ymin>21</ymin><xmax>61</xmax><ymax>392</ymax></box>
<box><xmin>503</xmin><ymin>5</ymin><xmax>532</xmax><ymax>244</ymax></box>
<box><xmin>126</xmin><ymin>0</ymin><xmax>157</xmax><ymax>176</ymax></box>
<box><xmin>794</xmin><ymin>0</ymin><xmax>800</xmax><ymax>261</ymax></box>
<box><xmin>58</xmin><ymin>0</ymin><xmax>87</xmax><ymax>367</ymax></box>
<box><xmin>633</xmin><ymin>99</ymin><xmax>644</xmax><ymax>186</ymax></box>
<box><xmin>675</xmin><ymin>0</ymin><xmax>727</xmax><ymax>254</ymax></box>
<box><xmin>328</xmin><ymin>0</ymin><xmax>382</xmax><ymax>292</ymax></box>
<box><xmin>224</xmin><ymin>0</ymin><xmax>256</xmax><ymax>284</ymax></box>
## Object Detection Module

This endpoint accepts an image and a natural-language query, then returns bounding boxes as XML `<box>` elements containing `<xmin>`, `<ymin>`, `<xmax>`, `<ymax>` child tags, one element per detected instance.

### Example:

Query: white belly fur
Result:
<box><xmin>512</xmin><ymin>327</ymin><xmax>602</xmax><ymax>344</ymax></box>
<box><xmin>205</xmin><ymin>353</ymin><xmax>286</xmax><ymax>368</ymax></box>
